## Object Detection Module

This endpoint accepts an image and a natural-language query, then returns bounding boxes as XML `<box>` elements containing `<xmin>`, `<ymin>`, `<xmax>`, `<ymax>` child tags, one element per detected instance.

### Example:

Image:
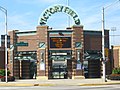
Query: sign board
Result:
<box><xmin>40</xmin><ymin>62</ymin><xmax>45</xmax><ymax>70</ymax></box>
<box><xmin>52</xmin><ymin>53</ymin><xmax>67</xmax><ymax>55</ymax></box>
<box><xmin>105</xmin><ymin>48</ymin><xmax>109</xmax><ymax>57</ymax></box>
<box><xmin>39</xmin><ymin>4</ymin><xmax>80</xmax><ymax>26</ymax></box>
<box><xmin>50</xmin><ymin>37</ymin><xmax>71</xmax><ymax>48</ymax></box>
<box><xmin>77</xmin><ymin>64</ymin><xmax>82</xmax><ymax>70</ymax></box>
<box><xmin>16</xmin><ymin>42</ymin><xmax>28</xmax><ymax>46</ymax></box>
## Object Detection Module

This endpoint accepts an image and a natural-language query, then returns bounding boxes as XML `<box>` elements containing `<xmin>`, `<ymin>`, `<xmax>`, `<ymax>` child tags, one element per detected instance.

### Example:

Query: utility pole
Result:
<box><xmin>102</xmin><ymin>0</ymin><xmax>120</xmax><ymax>82</ymax></box>
<box><xmin>102</xmin><ymin>7</ymin><xmax>106</xmax><ymax>82</ymax></box>
<box><xmin>0</xmin><ymin>6</ymin><xmax>8</xmax><ymax>83</ymax></box>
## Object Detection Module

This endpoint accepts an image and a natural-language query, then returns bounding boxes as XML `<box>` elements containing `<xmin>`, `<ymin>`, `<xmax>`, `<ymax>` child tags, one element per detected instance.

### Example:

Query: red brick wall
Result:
<box><xmin>113</xmin><ymin>49</ymin><xmax>119</xmax><ymax>68</ymax></box>
<box><xmin>84</xmin><ymin>35</ymin><xmax>102</xmax><ymax>50</ymax></box>
<box><xmin>0</xmin><ymin>47</ymin><xmax>5</xmax><ymax>69</ymax></box>
<box><xmin>17</xmin><ymin>35</ymin><xmax>38</xmax><ymax>51</ymax></box>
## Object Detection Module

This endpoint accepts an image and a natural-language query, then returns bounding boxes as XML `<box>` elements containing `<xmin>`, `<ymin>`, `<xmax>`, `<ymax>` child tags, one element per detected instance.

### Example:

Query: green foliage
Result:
<box><xmin>112</xmin><ymin>67</ymin><xmax>120</xmax><ymax>74</ymax></box>
<box><xmin>0</xmin><ymin>69</ymin><xmax>10</xmax><ymax>76</ymax></box>
<box><xmin>1</xmin><ymin>76</ymin><xmax>15</xmax><ymax>82</ymax></box>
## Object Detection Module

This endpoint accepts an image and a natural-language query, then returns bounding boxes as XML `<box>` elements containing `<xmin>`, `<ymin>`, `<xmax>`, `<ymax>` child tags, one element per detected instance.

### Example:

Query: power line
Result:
<box><xmin>104</xmin><ymin>0</ymin><xmax>120</xmax><ymax>9</ymax></box>
<box><xmin>110</xmin><ymin>35</ymin><xmax>120</xmax><ymax>36</ymax></box>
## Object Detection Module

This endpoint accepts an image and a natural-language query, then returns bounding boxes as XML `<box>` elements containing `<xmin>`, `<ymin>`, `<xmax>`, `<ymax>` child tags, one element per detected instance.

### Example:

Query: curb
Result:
<box><xmin>0</xmin><ymin>83</ymin><xmax>34</xmax><ymax>87</ymax></box>
<box><xmin>0</xmin><ymin>83</ymin><xmax>55</xmax><ymax>87</ymax></box>
<box><xmin>35</xmin><ymin>84</ymin><xmax>55</xmax><ymax>86</ymax></box>
<box><xmin>78</xmin><ymin>83</ymin><xmax>120</xmax><ymax>86</ymax></box>
<box><xmin>0</xmin><ymin>82</ymin><xmax>120</xmax><ymax>87</ymax></box>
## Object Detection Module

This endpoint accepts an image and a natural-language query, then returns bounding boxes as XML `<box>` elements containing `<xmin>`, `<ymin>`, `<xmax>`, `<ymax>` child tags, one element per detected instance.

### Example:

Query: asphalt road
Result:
<box><xmin>0</xmin><ymin>85</ymin><xmax>120</xmax><ymax>90</ymax></box>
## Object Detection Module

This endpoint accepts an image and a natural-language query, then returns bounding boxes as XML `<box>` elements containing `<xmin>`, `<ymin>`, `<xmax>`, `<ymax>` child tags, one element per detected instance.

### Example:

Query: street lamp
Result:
<box><xmin>102</xmin><ymin>0</ymin><xmax>120</xmax><ymax>82</ymax></box>
<box><xmin>0</xmin><ymin>6</ymin><xmax>8</xmax><ymax>83</ymax></box>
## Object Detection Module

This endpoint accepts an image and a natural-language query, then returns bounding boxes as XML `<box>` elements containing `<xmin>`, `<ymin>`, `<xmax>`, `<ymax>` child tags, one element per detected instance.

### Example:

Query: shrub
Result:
<box><xmin>1</xmin><ymin>76</ymin><xmax>15</xmax><ymax>82</ymax></box>
<box><xmin>0</xmin><ymin>75</ymin><xmax>4</xmax><ymax>78</ymax></box>
<box><xmin>107</xmin><ymin>67</ymin><xmax>120</xmax><ymax>80</ymax></box>
<box><xmin>112</xmin><ymin>68</ymin><xmax>120</xmax><ymax>74</ymax></box>
<box><xmin>0</xmin><ymin>69</ymin><xmax>11</xmax><ymax>76</ymax></box>
<box><xmin>108</xmin><ymin>74</ymin><xmax>120</xmax><ymax>80</ymax></box>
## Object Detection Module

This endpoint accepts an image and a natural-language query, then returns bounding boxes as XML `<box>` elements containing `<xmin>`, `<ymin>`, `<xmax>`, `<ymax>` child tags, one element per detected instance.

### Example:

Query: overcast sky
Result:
<box><xmin>0</xmin><ymin>0</ymin><xmax>120</xmax><ymax>46</ymax></box>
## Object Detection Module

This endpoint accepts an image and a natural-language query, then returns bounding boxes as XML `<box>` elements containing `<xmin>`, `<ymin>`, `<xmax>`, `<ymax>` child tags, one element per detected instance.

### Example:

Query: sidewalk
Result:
<box><xmin>0</xmin><ymin>78</ymin><xmax>120</xmax><ymax>86</ymax></box>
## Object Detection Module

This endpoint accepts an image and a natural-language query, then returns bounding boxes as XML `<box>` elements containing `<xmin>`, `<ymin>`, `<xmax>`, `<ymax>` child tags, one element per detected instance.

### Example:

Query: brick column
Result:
<box><xmin>36</xmin><ymin>26</ymin><xmax>49</xmax><ymax>80</ymax></box>
<box><xmin>8</xmin><ymin>30</ymin><xmax>20</xmax><ymax>78</ymax></box>
<box><xmin>72</xmin><ymin>25</ymin><xmax>85</xmax><ymax>79</ymax></box>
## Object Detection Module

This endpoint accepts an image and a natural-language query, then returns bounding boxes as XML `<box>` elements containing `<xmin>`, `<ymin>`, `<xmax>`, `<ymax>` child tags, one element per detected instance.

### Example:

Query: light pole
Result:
<box><xmin>0</xmin><ymin>6</ymin><xmax>8</xmax><ymax>83</ymax></box>
<box><xmin>102</xmin><ymin>7</ymin><xmax>106</xmax><ymax>82</ymax></box>
<box><xmin>102</xmin><ymin>0</ymin><xmax>120</xmax><ymax>82</ymax></box>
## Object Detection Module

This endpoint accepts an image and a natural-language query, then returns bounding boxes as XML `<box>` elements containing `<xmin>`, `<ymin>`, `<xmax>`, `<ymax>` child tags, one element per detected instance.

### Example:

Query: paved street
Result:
<box><xmin>0</xmin><ymin>85</ymin><xmax>120</xmax><ymax>90</ymax></box>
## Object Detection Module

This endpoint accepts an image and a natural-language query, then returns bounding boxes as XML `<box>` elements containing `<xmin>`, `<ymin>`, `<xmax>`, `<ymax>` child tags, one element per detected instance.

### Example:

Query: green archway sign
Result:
<box><xmin>39</xmin><ymin>5</ymin><xmax>80</xmax><ymax>26</ymax></box>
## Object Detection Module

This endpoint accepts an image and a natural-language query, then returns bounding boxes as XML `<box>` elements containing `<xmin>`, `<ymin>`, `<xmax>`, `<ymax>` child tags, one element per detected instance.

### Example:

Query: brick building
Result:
<box><xmin>113</xmin><ymin>46</ymin><xmax>120</xmax><ymax>68</ymax></box>
<box><xmin>0</xmin><ymin>47</ymin><xmax>5</xmax><ymax>69</ymax></box>
<box><xmin>0</xmin><ymin>35</ymin><xmax>10</xmax><ymax>69</ymax></box>
<box><xmin>7</xmin><ymin>25</ymin><xmax>112</xmax><ymax>79</ymax></box>
<box><xmin>1</xmin><ymin>4</ymin><xmax>113</xmax><ymax>79</ymax></box>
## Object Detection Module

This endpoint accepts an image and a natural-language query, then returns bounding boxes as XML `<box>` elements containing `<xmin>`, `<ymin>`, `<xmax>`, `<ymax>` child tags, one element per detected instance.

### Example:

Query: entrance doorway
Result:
<box><xmin>48</xmin><ymin>50</ymin><xmax>72</xmax><ymax>79</ymax></box>
<box><xmin>21</xmin><ymin>60</ymin><xmax>37</xmax><ymax>79</ymax></box>
<box><xmin>88</xmin><ymin>59</ymin><xmax>101</xmax><ymax>78</ymax></box>
<box><xmin>14</xmin><ymin>51</ymin><xmax>37</xmax><ymax>79</ymax></box>
<box><xmin>52</xmin><ymin>60</ymin><xmax>67</xmax><ymax>79</ymax></box>
<box><xmin>84</xmin><ymin>59</ymin><xmax>101</xmax><ymax>78</ymax></box>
